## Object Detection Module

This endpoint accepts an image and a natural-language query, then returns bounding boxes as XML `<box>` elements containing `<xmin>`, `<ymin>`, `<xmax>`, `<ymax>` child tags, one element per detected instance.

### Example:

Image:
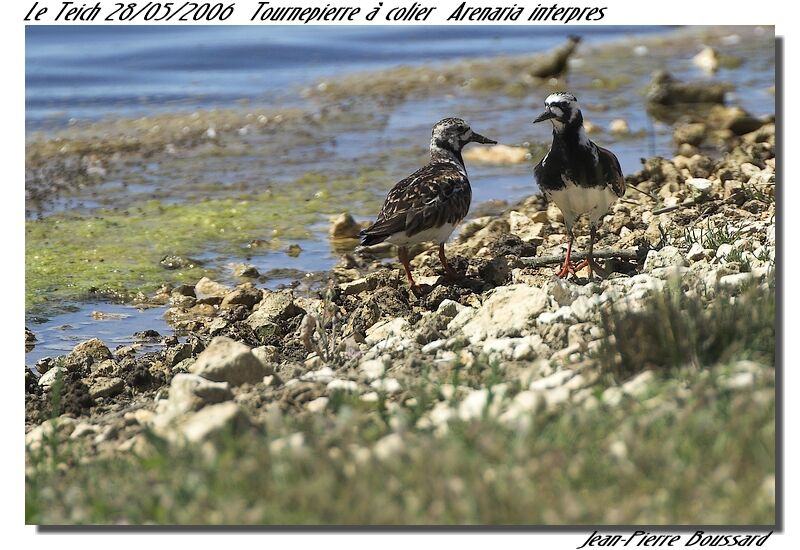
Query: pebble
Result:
<box><xmin>306</xmin><ymin>397</ymin><xmax>329</xmax><ymax>413</ymax></box>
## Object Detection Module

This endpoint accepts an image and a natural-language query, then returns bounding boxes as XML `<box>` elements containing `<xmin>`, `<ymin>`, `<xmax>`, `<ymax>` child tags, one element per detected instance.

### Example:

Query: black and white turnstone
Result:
<box><xmin>532</xmin><ymin>92</ymin><xmax>625</xmax><ymax>278</ymax></box>
<box><xmin>360</xmin><ymin>117</ymin><xmax>496</xmax><ymax>295</ymax></box>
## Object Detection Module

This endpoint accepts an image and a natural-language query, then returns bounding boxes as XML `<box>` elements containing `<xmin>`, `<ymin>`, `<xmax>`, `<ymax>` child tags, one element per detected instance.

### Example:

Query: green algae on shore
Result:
<box><xmin>26</xmin><ymin>169</ymin><xmax>386</xmax><ymax>312</ymax></box>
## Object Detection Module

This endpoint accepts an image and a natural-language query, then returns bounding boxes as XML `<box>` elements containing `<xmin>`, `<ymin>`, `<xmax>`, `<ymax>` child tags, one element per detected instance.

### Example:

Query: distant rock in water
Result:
<box><xmin>646</xmin><ymin>70</ymin><xmax>731</xmax><ymax>106</ymax></box>
<box><xmin>329</xmin><ymin>212</ymin><xmax>362</xmax><ymax>240</ymax></box>
<box><xmin>692</xmin><ymin>46</ymin><xmax>720</xmax><ymax>74</ymax></box>
<box><xmin>463</xmin><ymin>144</ymin><xmax>529</xmax><ymax>165</ymax></box>
<box><xmin>160</xmin><ymin>255</ymin><xmax>203</xmax><ymax>270</ymax></box>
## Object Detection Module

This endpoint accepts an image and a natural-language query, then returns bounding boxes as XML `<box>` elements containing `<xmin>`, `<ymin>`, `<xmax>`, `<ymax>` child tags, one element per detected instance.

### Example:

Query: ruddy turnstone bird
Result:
<box><xmin>360</xmin><ymin>117</ymin><xmax>496</xmax><ymax>295</ymax></box>
<box><xmin>532</xmin><ymin>92</ymin><xmax>625</xmax><ymax>278</ymax></box>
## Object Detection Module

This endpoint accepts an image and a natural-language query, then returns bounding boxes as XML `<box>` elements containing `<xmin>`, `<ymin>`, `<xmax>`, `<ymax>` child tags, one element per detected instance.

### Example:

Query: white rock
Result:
<box><xmin>70</xmin><ymin>422</ymin><xmax>99</xmax><ymax>439</ymax></box>
<box><xmin>529</xmin><ymin>369</ymin><xmax>575</xmax><ymax>392</ymax></box>
<box><xmin>692</xmin><ymin>46</ymin><xmax>720</xmax><ymax>73</ymax></box>
<box><xmin>446</xmin><ymin>306</ymin><xmax>476</xmax><ymax>332</ymax></box>
<box><xmin>687</xmin><ymin>242</ymin><xmax>706</xmax><ymax>262</ymax></box>
<box><xmin>463</xmin><ymin>144</ymin><xmax>529</xmax><ymax>165</ymax></box>
<box><xmin>301</xmin><ymin>367</ymin><xmax>336</xmax><ymax>383</ymax></box>
<box><xmin>421</xmin><ymin>339</ymin><xmax>447</xmax><ymax>354</ymax></box>
<box><xmin>461</xmin><ymin>285</ymin><xmax>549</xmax><ymax>343</ymax></box>
<box><xmin>458</xmin><ymin>389</ymin><xmax>489</xmax><ymax>421</ymax></box>
<box><xmin>189</xmin><ymin>337</ymin><xmax>267</xmax><ymax>386</ymax></box>
<box><xmin>643</xmin><ymin>246</ymin><xmax>687</xmax><ymax>272</ymax></box>
<box><xmin>546</xmin><ymin>278</ymin><xmax>581</xmax><ymax>307</ymax></box>
<box><xmin>570</xmin><ymin>295</ymin><xmax>601</xmax><ymax>322</ymax></box>
<box><xmin>621</xmin><ymin>370</ymin><xmax>655</xmax><ymax>397</ymax></box>
<box><xmin>270</xmin><ymin>432</ymin><xmax>305</xmax><ymax>454</ymax></box>
<box><xmin>327</xmin><ymin>379</ymin><xmax>359</xmax><ymax>393</ymax></box>
<box><xmin>498</xmin><ymin>391</ymin><xmax>541</xmax><ymax>429</ymax></box>
<box><xmin>366</xmin><ymin>318</ymin><xmax>410</xmax><ymax>345</ymax></box>
<box><xmin>37</xmin><ymin>366</ymin><xmax>66</xmax><ymax>389</ymax></box>
<box><xmin>428</xmin><ymin>401</ymin><xmax>455</xmax><ymax>428</ymax></box>
<box><xmin>719</xmin><ymin>272</ymin><xmax>757</xmax><ymax>289</ymax></box>
<box><xmin>179</xmin><ymin>402</ymin><xmax>251</xmax><ymax>443</ymax></box>
<box><xmin>26</xmin><ymin>417</ymin><xmax>77</xmax><ymax>449</ymax></box>
<box><xmin>686</xmin><ymin>177</ymin><xmax>712</xmax><ymax>196</ymax></box>
<box><xmin>537</xmin><ymin>306</ymin><xmax>575</xmax><ymax>324</ymax></box>
<box><xmin>722</xmin><ymin>372</ymin><xmax>755</xmax><ymax>390</ymax></box>
<box><xmin>360</xmin><ymin>392</ymin><xmax>379</xmax><ymax>402</ymax></box>
<box><xmin>160</xmin><ymin>373</ymin><xmax>233</xmax><ymax>419</ymax></box>
<box><xmin>373</xmin><ymin>433</ymin><xmax>404</xmax><ymax>460</ymax></box>
<box><xmin>306</xmin><ymin>397</ymin><xmax>329</xmax><ymax>413</ymax></box>
<box><xmin>609</xmin><ymin>440</ymin><xmax>628</xmax><ymax>460</ymax></box>
<box><xmin>715</xmin><ymin>244</ymin><xmax>734</xmax><ymax>261</ymax></box>
<box><xmin>371</xmin><ymin>378</ymin><xmax>402</xmax><ymax>394</ymax></box>
<box><xmin>359</xmin><ymin>358</ymin><xmax>386</xmax><ymax>380</ymax></box>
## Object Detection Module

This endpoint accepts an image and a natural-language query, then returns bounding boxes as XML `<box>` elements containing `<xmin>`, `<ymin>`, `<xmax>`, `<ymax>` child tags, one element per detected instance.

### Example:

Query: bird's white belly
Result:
<box><xmin>547</xmin><ymin>181</ymin><xmax>617</xmax><ymax>229</ymax></box>
<box><xmin>385</xmin><ymin>222</ymin><xmax>457</xmax><ymax>246</ymax></box>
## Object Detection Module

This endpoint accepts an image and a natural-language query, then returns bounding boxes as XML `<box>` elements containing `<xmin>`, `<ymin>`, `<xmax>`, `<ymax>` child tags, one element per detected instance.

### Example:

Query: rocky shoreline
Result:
<box><xmin>25</xmin><ymin>102</ymin><xmax>776</xmax><ymax>472</ymax></box>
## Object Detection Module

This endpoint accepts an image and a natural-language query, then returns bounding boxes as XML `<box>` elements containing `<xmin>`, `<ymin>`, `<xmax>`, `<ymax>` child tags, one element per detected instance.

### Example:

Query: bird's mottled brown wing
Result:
<box><xmin>598</xmin><ymin>146</ymin><xmax>626</xmax><ymax>197</ymax></box>
<box><xmin>360</xmin><ymin>163</ymin><xmax>471</xmax><ymax>244</ymax></box>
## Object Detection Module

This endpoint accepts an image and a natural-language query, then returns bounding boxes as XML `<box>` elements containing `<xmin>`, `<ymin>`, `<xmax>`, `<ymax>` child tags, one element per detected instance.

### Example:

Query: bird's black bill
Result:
<box><xmin>533</xmin><ymin>110</ymin><xmax>557</xmax><ymax>123</ymax></box>
<box><xmin>471</xmin><ymin>132</ymin><xmax>497</xmax><ymax>144</ymax></box>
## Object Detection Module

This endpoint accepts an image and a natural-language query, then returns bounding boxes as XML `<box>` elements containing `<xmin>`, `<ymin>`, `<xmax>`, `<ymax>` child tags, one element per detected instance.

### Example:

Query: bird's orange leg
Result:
<box><xmin>573</xmin><ymin>226</ymin><xmax>600</xmax><ymax>278</ymax></box>
<box><xmin>398</xmin><ymin>246</ymin><xmax>423</xmax><ymax>296</ymax></box>
<box><xmin>438</xmin><ymin>243</ymin><xmax>459</xmax><ymax>281</ymax></box>
<box><xmin>556</xmin><ymin>231</ymin><xmax>577</xmax><ymax>278</ymax></box>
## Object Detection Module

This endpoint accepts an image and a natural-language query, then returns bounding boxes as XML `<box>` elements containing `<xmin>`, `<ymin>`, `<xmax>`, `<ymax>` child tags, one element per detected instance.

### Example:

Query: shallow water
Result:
<box><xmin>26</xmin><ymin>303</ymin><xmax>172</xmax><ymax>368</ymax></box>
<box><xmin>25</xmin><ymin>25</ymin><xmax>775</xmax><ymax>367</ymax></box>
<box><xmin>26</xmin><ymin>25</ymin><xmax>671</xmax><ymax>128</ymax></box>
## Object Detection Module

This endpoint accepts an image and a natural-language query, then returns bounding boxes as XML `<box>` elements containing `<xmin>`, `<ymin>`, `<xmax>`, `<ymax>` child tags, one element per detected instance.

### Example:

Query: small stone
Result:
<box><xmin>306</xmin><ymin>397</ymin><xmax>329</xmax><ymax>413</ymax></box>
<box><xmin>171</xmin><ymin>284</ymin><xmax>196</xmax><ymax>298</ymax></box>
<box><xmin>70</xmin><ymin>423</ymin><xmax>99</xmax><ymax>439</ymax></box>
<box><xmin>687</xmin><ymin>243</ymin><xmax>707</xmax><ymax>262</ymax></box>
<box><xmin>195</xmin><ymin>277</ymin><xmax>230</xmax><ymax>298</ymax></box>
<box><xmin>166</xmin><ymin>373</ymin><xmax>233</xmax><ymax>415</ymax></box>
<box><xmin>38</xmin><ymin>366</ymin><xmax>66</xmax><ymax>389</ymax></box>
<box><xmin>327</xmin><ymin>379</ymin><xmax>359</xmax><ymax>393</ymax></box>
<box><xmin>234</xmin><ymin>264</ymin><xmax>260</xmax><ymax>278</ymax></box>
<box><xmin>686</xmin><ymin>177</ymin><xmax>712</xmax><ymax>197</ymax></box>
<box><xmin>220</xmin><ymin>286</ymin><xmax>263</xmax><ymax>309</ymax></box>
<box><xmin>366</xmin><ymin>318</ymin><xmax>410</xmax><ymax>345</ymax></box>
<box><xmin>34</xmin><ymin>357</ymin><xmax>53</xmax><ymax>375</ymax></box>
<box><xmin>462</xmin><ymin>144</ymin><xmax>529</xmax><ymax>165</ymax></box>
<box><xmin>160</xmin><ymin>255</ymin><xmax>202</xmax><ymax>270</ymax></box>
<box><xmin>359</xmin><ymin>358</ymin><xmax>386</xmax><ymax>380</ymax></box>
<box><xmin>609</xmin><ymin>119</ymin><xmax>630</xmax><ymax>134</ymax></box>
<box><xmin>26</xmin><ymin>417</ymin><xmax>77</xmax><ymax>449</ymax></box>
<box><xmin>461</xmin><ymin>285</ymin><xmax>549</xmax><ymax>343</ymax></box>
<box><xmin>166</xmin><ymin>343</ymin><xmax>192</xmax><ymax>368</ymax></box>
<box><xmin>692</xmin><ymin>46</ymin><xmax>720</xmax><ymax>73</ymax></box>
<box><xmin>189</xmin><ymin>337</ymin><xmax>268</xmax><ymax>386</ymax></box>
<box><xmin>89</xmin><ymin>377</ymin><xmax>124</xmax><ymax>399</ymax></box>
<box><xmin>246</xmin><ymin>291</ymin><xmax>304</xmax><ymax>338</ymax></box>
<box><xmin>719</xmin><ymin>272</ymin><xmax>757</xmax><ymax>289</ymax></box>
<box><xmin>329</xmin><ymin>213</ymin><xmax>362</xmax><ymax>240</ymax></box>
<box><xmin>715</xmin><ymin>244</ymin><xmax>734</xmax><ymax>261</ymax></box>
<box><xmin>373</xmin><ymin>433</ymin><xmax>405</xmax><ymax>460</ymax></box>
<box><xmin>371</xmin><ymin>378</ymin><xmax>401</xmax><ymax>394</ymax></box>
<box><xmin>339</xmin><ymin>277</ymin><xmax>377</xmax><ymax>296</ymax></box>
<box><xmin>458</xmin><ymin>389</ymin><xmax>489</xmax><ymax>420</ymax></box>
<box><xmin>251</xmin><ymin>346</ymin><xmax>279</xmax><ymax>368</ymax></box>
<box><xmin>643</xmin><ymin>246</ymin><xmax>687</xmax><ymax>272</ymax></box>
<box><xmin>66</xmin><ymin>338</ymin><xmax>112</xmax><ymax>367</ymax></box>
<box><xmin>179</xmin><ymin>402</ymin><xmax>253</xmax><ymax>443</ymax></box>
